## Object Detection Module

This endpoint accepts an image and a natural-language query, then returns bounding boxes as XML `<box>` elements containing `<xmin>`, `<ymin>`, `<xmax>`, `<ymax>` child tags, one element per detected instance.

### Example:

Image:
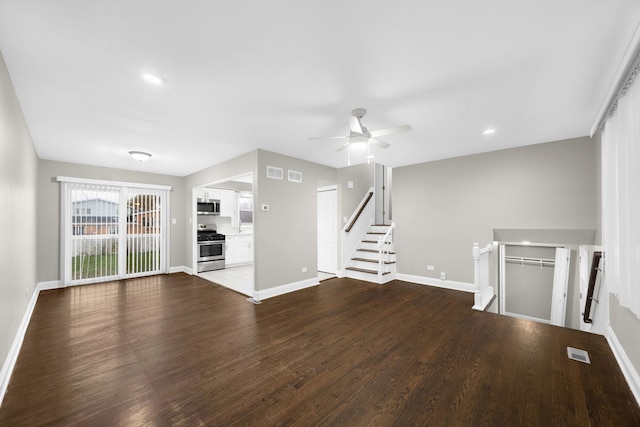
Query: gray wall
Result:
<box><xmin>393</xmin><ymin>136</ymin><xmax>599</xmax><ymax>285</ymax></box>
<box><xmin>0</xmin><ymin>51</ymin><xmax>38</xmax><ymax>379</ymax></box>
<box><xmin>255</xmin><ymin>150</ymin><xmax>335</xmax><ymax>291</ymax></box>
<box><xmin>36</xmin><ymin>160</ymin><xmax>186</xmax><ymax>283</ymax></box>
<box><xmin>610</xmin><ymin>295</ymin><xmax>640</xmax><ymax>378</ymax></box>
<box><xmin>336</xmin><ymin>163</ymin><xmax>374</xmax><ymax>227</ymax></box>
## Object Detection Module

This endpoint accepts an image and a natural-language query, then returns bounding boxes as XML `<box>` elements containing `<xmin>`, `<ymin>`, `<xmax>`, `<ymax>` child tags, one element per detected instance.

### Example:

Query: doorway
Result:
<box><xmin>194</xmin><ymin>172</ymin><xmax>254</xmax><ymax>297</ymax></box>
<box><xmin>498</xmin><ymin>243</ymin><xmax>571</xmax><ymax>326</ymax></box>
<box><xmin>317</xmin><ymin>186</ymin><xmax>338</xmax><ymax>276</ymax></box>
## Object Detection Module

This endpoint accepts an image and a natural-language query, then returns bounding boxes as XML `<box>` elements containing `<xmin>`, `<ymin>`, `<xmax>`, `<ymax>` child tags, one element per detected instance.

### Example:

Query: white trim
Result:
<box><xmin>396</xmin><ymin>273</ymin><xmax>475</xmax><ymax>293</ymax></box>
<box><xmin>38</xmin><ymin>280</ymin><xmax>62</xmax><ymax>290</ymax></box>
<box><xmin>502</xmin><ymin>311</ymin><xmax>551</xmax><ymax>324</ymax></box>
<box><xmin>317</xmin><ymin>185</ymin><xmax>337</xmax><ymax>192</ymax></box>
<box><xmin>591</xmin><ymin>21</ymin><xmax>640</xmax><ymax>136</ymax></box>
<box><xmin>606</xmin><ymin>324</ymin><xmax>640</xmax><ymax>406</ymax></box>
<box><xmin>254</xmin><ymin>278</ymin><xmax>319</xmax><ymax>301</ymax></box>
<box><xmin>170</xmin><ymin>265</ymin><xmax>192</xmax><ymax>274</ymax></box>
<box><xmin>56</xmin><ymin>176</ymin><xmax>172</xmax><ymax>191</ymax></box>
<box><xmin>0</xmin><ymin>285</ymin><xmax>40</xmax><ymax>406</ymax></box>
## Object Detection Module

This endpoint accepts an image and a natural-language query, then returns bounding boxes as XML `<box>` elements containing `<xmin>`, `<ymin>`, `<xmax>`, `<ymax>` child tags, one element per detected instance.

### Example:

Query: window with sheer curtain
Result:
<box><xmin>601</xmin><ymin>64</ymin><xmax>640</xmax><ymax>317</ymax></box>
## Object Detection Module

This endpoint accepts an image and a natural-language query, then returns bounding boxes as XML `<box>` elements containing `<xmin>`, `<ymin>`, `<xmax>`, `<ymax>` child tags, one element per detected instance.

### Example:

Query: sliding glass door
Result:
<box><xmin>60</xmin><ymin>178</ymin><xmax>171</xmax><ymax>286</ymax></box>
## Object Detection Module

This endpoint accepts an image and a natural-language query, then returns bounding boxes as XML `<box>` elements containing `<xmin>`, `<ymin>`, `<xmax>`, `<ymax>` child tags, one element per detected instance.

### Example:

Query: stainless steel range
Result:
<box><xmin>197</xmin><ymin>228</ymin><xmax>225</xmax><ymax>272</ymax></box>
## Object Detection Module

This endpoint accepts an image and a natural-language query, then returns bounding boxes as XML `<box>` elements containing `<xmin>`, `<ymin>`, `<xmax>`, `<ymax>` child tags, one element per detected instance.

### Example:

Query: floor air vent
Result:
<box><xmin>567</xmin><ymin>347</ymin><xmax>591</xmax><ymax>364</ymax></box>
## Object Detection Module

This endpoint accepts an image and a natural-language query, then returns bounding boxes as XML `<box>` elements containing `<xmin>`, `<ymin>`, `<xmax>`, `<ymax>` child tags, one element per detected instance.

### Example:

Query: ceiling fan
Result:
<box><xmin>309</xmin><ymin>108</ymin><xmax>411</xmax><ymax>152</ymax></box>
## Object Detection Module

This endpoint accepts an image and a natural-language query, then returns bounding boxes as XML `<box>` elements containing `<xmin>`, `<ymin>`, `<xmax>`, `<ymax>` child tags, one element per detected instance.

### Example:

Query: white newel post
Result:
<box><xmin>473</xmin><ymin>242</ymin><xmax>481</xmax><ymax>296</ymax></box>
<box><xmin>377</xmin><ymin>223</ymin><xmax>395</xmax><ymax>278</ymax></box>
<box><xmin>472</xmin><ymin>242</ymin><xmax>494</xmax><ymax>311</ymax></box>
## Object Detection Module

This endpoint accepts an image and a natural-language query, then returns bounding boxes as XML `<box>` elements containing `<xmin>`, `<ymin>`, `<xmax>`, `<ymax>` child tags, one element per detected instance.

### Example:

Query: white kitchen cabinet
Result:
<box><xmin>226</xmin><ymin>235</ymin><xmax>253</xmax><ymax>266</ymax></box>
<box><xmin>196</xmin><ymin>188</ymin><xmax>220</xmax><ymax>200</ymax></box>
<box><xmin>219</xmin><ymin>190</ymin><xmax>238</xmax><ymax>226</ymax></box>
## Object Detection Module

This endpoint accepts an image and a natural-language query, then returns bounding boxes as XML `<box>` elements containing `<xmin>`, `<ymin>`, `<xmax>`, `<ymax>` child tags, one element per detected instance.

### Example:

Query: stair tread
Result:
<box><xmin>358</xmin><ymin>248</ymin><xmax>397</xmax><ymax>254</ymax></box>
<box><xmin>346</xmin><ymin>267</ymin><xmax>391</xmax><ymax>275</ymax></box>
<box><xmin>362</xmin><ymin>239</ymin><xmax>392</xmax><ymax>244</ymax></box>
<box><xmin>351</xmin><ymin>257</ymin><xmax>396</xmax><ymax>264</ymax></box>
<box><xmin>367</xmin><ymin>232</ymin><xmax>387</xmax><ymax>235</ymax></box>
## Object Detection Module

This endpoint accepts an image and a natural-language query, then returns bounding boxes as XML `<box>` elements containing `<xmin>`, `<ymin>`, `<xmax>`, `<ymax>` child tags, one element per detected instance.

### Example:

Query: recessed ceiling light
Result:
<box><xmin>141</xmin><ymin>73</ymin><xmax>164</xmax><ymax>85</ymax></box>
<box><xmin>483</xmin><ymin>128</ymin><xmax>496</xmax><ymax>135</ymax></box>
<box><xmin>129</xmin><ymin>151</ymin><xmax>152</xmax><ymax>162</ymax></box>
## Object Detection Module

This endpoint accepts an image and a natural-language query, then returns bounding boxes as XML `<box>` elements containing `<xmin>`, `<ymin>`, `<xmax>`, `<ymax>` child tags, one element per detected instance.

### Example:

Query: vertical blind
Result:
<box><xmin>602</xmin><ymin>64</ymin><xmax>640</xmax><ymax>317</ymax></box>
<box><xmin>59</xmin><ymin>177</ymin><xmax>171</xmax><ymax>286</ymax></box>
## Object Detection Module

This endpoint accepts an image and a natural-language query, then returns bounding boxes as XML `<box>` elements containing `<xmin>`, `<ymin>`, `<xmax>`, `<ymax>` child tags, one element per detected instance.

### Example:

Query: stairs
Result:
<box><xmin>344</xmin><ymin>224</ymin><xmax>396</xmax><ymax>284</ymax></box>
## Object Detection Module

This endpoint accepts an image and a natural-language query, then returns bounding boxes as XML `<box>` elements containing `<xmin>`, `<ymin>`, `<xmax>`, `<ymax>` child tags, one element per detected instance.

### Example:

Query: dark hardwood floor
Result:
<box><xmin>1</xmin><ymin>273</ymin><xmax>639</xmax><ymax>426</ymax></box>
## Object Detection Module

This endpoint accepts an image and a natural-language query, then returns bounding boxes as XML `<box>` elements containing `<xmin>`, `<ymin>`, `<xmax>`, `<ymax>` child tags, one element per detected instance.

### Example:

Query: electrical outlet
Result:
<box><xmin>302</xmin><ymin>267</ymin><xmax>308</xmax><ymax>273</ymax></box>
<box><xmin>427</xmin><ymin>265</ymin><xmax>435</xmax><ymax>271</ymax></box>
<box><xmin>440</xmin><ymin>272</ymin><xmax>446</xmax><ymax>280</ymax></box>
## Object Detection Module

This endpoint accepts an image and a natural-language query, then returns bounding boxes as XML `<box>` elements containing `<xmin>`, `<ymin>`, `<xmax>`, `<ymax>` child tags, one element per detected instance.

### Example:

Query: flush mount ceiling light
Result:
<box><xmin>129</xmin><ymin>151</ymin><xmax>152</xmax><ymax>162</ymax></box>
<box><xmin>483</xmin><ymin>128</ymin><xmax>496</xmax><ymax>135</ymax></box>
<box><xmin>141</xmin><ymin>73</ymin><xmax>165</xmax><ymax>85</ymax></box>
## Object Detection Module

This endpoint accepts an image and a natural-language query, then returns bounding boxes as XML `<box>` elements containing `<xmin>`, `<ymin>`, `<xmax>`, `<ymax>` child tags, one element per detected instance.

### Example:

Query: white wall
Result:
<box><xmin>0</xmin><ymin>51</ymin><xmax>38</xmax><ymax>397</ymax></box>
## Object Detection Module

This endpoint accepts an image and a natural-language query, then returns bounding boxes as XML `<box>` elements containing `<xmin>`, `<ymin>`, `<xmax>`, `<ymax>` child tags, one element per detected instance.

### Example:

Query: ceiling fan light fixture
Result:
<box><xmin>350</xmin><ymin>141</ymin><xmax>368</xmax><ymax>149</ymax></box>
<box><xmin>141</xmin><ymin>73</ymin><xmax>165</xmax><ymax>85</ymax></box>
<box><xmin>129</xmin><ymin>151</ymin><xmax>152</xmax><ymax>162</ymax></box>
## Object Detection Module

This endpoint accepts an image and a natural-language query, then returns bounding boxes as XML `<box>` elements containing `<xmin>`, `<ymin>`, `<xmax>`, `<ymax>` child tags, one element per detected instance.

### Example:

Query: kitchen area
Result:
<box><xmin>194</xmin><ymin>173</ymin><xmax>254</xmax><ymax>296</ymax></box>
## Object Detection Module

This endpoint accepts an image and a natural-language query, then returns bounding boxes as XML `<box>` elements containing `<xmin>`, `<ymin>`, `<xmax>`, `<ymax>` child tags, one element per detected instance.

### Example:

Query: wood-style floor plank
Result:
<box><xmin>1</xmin><ymin>273</ymin><xmax>639</xmax><ymax>426</ymax></box>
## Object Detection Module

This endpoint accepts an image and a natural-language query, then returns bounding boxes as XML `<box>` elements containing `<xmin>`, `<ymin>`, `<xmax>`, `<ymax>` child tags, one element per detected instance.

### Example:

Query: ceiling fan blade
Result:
<box><xmin>348</xmin><ymin>116</ymin><xmax>363</xmax><ymax>134</ymax></box>
<box><xmin>369</xmin><ymin>138</ymin><xmax>390</xmax><ymax>149</ymax></box>
<box><xmin>335</xmin><ymin>141</ymin><xmax>351</xmax><ymax>152</ymax></box>
<box><xmin>369</xmin><ymin>124</ymin><xmax>411</xmax><ymax>138</ymax></box>
<box><xmin>308</xmin><ymin>135</ymin><xmax>347</xmax><ymax>140</ymax></box>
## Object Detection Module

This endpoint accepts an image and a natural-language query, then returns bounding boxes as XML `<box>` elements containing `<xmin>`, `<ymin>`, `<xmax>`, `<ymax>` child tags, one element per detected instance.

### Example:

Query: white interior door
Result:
<box><xmin>550</xmin><ymin>247</ymin><xmax>571</xmax><ymax>326</ymax></box>
<box><xmin>317</xmin><ymin>188</ymin><xmax>337</xmax><ymax>274</ymax></box>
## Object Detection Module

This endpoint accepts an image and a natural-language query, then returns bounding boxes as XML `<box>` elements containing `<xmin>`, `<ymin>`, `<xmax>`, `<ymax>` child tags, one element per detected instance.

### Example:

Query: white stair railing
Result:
<box><xmin>472</xmin><ymin>242</ymin><xmax>494</xmax><ymax>311</ymax></box>
<box><xmin>377</xmin><ymin>222</ymin><xmax>395</xmax><ymax>277</ymax></box>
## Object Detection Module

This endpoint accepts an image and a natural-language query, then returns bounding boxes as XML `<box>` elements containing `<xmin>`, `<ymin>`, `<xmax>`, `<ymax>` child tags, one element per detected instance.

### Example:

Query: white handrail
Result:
<box><xmin>472</xmin><ymin>242</ymin><xmax>494</xmax><ymax>311</ymax></box>
<box><xmin>377</xmin><ymin>222</ymin><xmax>395</xmax><ymax>277</ymax></box>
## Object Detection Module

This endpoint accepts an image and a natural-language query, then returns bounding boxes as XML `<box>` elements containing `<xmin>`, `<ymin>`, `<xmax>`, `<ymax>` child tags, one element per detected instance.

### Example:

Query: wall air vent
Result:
<box><xmin>288</xmin><ymin>170</ymin><xmax>302</xmax><ymax>183</ymax></box>
<box><xmin>266</xmin><ymin>166</ymin><xmax>283</xmax><ymax>180</ymax></box>
<box><xmin>567</xmin><ymin>347</ymin><xmax>591</xmax><ymax>364</ymax></box>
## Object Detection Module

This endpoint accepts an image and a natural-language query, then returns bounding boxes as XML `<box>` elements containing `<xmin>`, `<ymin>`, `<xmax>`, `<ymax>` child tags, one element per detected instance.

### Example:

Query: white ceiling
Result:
<box><xmin>1</xmin><ymin>1</ymin><xmax>639</xmax><ymax>176</ymax></box>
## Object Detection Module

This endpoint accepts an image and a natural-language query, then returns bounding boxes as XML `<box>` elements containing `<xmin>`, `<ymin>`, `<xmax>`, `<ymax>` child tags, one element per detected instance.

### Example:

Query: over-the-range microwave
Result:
<box><xmin>197</xmin><ymin>198</ymin><xmax>220</xmax><ymax>215</ymax></box>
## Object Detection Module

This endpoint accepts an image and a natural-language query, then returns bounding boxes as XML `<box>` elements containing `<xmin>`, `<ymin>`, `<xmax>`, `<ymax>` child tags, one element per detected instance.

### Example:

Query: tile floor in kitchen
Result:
<box><xmin>199</xmin><ymin>266</ymin><xmax>336</xmax><ymax>298</ymax></box>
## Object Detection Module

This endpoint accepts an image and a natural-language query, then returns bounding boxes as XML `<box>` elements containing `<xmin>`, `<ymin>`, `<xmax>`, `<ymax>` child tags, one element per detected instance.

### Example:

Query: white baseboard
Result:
<box><xmin>38</xmin><ymin>280</ymin><xmax>62</xmax><ymax>291</ymax></box>
<box><xmin>0</xmin><ymin>284</ymin><xmax>40</xmax><ymax>407</ymax></box>
<box><xmin>170</xmin><ymin>265</ymin><xmax>192</xmax><ymax>274</ymax></box>
<box><xmin>254</xmin><ymin>277</ymin><xmax>319</xmax><ymax>301</ymax></box>
<box><xmin>396</xmin><ymin>273</ymin><xmax>475</xmax><ymax>293</ymax></box>
<box><xmin>606</xmin><ymin>324</ymin><xmax>640</xmax><ymax>406</ymax></box>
